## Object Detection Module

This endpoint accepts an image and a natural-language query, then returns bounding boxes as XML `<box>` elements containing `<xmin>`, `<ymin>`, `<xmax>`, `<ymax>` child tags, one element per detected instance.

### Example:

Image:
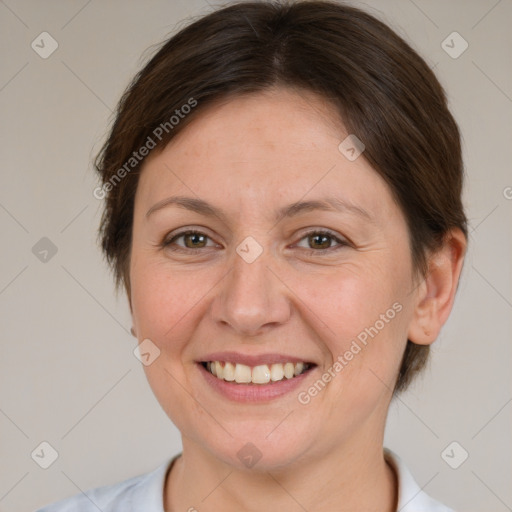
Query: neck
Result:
<box><xmin>164</xmin><ymin>431</ymin><xmax>397</xmax><ymax>512</ymax></box>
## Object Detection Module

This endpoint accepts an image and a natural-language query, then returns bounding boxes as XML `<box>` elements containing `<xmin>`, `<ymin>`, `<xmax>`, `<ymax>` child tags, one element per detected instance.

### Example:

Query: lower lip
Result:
<box><xmin>197</xmin><ymin>363</ymin><xmax>315</xmax><ymax>402</ymax></box>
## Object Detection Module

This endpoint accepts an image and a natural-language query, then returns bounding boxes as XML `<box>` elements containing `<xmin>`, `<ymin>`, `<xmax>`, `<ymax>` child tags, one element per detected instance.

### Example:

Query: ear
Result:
<box><xmin>124</xmin><ymin>278</ymin><xmax>137</xmax><ymax>337</ymax></box>
<box><xmin>407</xmin><ymin>228</ymin><xmax>467</xmax><ymax>345</ymax></box>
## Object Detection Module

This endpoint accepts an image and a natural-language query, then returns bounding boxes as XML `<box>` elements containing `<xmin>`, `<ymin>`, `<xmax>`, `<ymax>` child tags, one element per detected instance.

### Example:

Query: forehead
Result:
<box><xmin>165</xmin><ymin>87</ymin><xmax>346</xmax><ymax>160</ymax></box>
<box><xmin>135</xmin><ymin>88</ymin><xmax>397</xmax><ymax>224</ymax></box>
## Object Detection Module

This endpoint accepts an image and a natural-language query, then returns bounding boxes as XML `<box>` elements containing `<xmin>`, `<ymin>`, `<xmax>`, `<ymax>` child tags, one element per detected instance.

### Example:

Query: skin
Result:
<box><xmin>128</xmin><ymin>86</ymin><xmax>466</xmax><ymax>512</ymax></box>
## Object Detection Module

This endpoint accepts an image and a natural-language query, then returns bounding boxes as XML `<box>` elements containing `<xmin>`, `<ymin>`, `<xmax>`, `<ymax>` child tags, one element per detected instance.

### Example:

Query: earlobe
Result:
<box><xmin>407</xmin><ymin>228</ymin><xmax>467</xmax><ymax>346</ymax></box>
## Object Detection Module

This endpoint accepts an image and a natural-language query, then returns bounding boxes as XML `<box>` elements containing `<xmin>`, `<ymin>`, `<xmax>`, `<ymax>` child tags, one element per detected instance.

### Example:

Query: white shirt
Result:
<box><xmin>35</xmin><ymin>448</ymin><xmax>455</xmax><ymax>511</ymax></box>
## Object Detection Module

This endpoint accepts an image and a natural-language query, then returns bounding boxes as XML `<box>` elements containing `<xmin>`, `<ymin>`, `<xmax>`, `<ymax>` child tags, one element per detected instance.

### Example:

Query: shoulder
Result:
<box><xmin>34</xmin><ymin>456</ymin><xmax>177</xmax><ymax>512</ymax></box>
<box><xmin>384</xmin><ymin>448</ymin><xmax>456</xmax><ymax>512</ymax></box>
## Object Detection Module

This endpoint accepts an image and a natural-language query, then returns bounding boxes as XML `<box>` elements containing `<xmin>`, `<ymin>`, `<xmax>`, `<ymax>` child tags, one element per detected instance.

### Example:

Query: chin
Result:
<box><xmin>191</xmin><ymin>414</ymin><xmax>323</xmax><ymax>472</ymax></box>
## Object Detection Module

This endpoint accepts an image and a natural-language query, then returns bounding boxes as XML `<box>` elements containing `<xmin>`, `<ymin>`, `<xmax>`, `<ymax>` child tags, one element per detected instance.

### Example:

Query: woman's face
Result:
<box><xmin>130</xmin><ymin>87</ymin><xmax>421</xmax><ymax>470</ymax></box>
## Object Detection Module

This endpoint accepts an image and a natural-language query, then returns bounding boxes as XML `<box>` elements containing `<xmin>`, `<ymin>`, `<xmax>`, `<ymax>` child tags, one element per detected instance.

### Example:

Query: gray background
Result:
<box><xmin>0</xmin><ymin>0</ymin><xmax>511</xmax><ymax>511</ymax></box>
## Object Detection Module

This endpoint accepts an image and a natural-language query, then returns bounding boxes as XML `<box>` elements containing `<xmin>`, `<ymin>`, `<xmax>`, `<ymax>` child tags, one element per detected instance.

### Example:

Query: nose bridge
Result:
<box><xmin>213</xmin><ymin>240</ymin><xmax>290</xmax><ymax>335</ymax></box>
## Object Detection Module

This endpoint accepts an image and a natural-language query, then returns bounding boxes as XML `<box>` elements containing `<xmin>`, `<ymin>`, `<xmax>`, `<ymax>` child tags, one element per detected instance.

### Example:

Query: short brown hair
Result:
<box><xmin>94</xmin><ymin>0</ymin><xmax>468</xmax><ymax>392</ymax></box>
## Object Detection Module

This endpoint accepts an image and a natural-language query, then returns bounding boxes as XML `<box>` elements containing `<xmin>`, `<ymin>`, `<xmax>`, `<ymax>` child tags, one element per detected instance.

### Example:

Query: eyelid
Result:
<box><xmin>162</xmin><ymin>226</ymin><xmax>350</xmax><ymax>253</ymax></box>
<box><xmin>164</xmin><ymin>228</ymin><xmax>219</xmax><ymax>248</ymax></box>
<box><xmin>292</xmin><ymin>228</ymin><xmax>349</xmax><ymax>250</ymax></box>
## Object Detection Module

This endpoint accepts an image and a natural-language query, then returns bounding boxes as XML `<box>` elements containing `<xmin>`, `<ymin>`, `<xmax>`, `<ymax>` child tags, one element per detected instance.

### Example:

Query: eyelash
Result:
<box><xmin>161</xmin><ymin>228</ymin><xmax>349</xmax><ymax>255</ymax></box>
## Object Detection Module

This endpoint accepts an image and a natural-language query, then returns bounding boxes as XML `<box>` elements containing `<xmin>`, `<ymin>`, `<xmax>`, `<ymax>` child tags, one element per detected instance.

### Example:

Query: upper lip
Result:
<box><xmin>198</xmin><ymin>351</ymin><xmax>317</xmax><ymax>367</ymax></box>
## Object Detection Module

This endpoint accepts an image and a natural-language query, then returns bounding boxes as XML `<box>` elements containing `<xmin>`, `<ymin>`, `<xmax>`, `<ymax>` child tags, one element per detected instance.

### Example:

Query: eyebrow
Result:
<box><xmin>145</xmin><ymin>195</ymin><xmax>374</xmax><ymax>224</ymax></box>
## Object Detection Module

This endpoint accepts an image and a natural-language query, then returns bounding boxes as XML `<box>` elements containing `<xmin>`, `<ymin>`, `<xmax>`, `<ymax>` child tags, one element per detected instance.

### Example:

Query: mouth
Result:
<box><xmin>196</xmin><ymin>354</ymin><xmax>318</xmax><ymax>402</ymax></box>
<box><xmin>200</xmin><ymin>360</ymin><xmax>315</xmax><ymax>384</ymax></box>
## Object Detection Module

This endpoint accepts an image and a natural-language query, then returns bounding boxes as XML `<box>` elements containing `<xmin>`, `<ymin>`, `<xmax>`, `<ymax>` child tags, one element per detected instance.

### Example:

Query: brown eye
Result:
<box><xmin>182</xmin><ymin>232</ymin><xmax>208</xmax><ymax>248</ymax></box>
<box><xmin>308</xmin><ymin>233</ymin><xmax>332</xmax><ymax>250</ymax></box>
<box><xmin>295</xmin><ymin>229</ymin><xmax>348</xmax><ymax>253</ymax></box>
<box><xmin>163</xmin><ymin>230</ymin><xmax>214</xmax><ymax>251</ymax></box>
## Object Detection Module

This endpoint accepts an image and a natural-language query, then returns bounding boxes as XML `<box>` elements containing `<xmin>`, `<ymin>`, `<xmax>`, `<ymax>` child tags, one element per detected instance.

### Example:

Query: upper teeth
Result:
<box><xmin>206</xmin><ymin>361</ymin><xmax>309</xmax><ymax>384</ymax></box>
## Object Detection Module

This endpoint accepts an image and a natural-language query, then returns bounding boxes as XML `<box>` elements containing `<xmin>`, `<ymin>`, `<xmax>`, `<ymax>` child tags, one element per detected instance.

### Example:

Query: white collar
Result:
<box><xmin>384</xmin><ymin>448</ymin><xmax>455</xmax><ymax>511</ymax></box>
<box><xmin>129</xmin><ymin>449</ymin><xmax>455</xmax><ymax>511</ymax></box>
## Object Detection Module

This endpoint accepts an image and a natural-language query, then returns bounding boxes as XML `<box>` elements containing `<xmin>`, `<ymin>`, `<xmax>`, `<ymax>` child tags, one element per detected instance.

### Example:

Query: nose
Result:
<box><xmin>210</xmin><ymin>246</ymin><xmax>291</xmax><ymax>337</ymax></box>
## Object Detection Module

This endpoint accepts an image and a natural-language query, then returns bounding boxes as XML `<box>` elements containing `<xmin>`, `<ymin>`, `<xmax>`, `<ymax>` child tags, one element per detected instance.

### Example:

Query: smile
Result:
<box><xmin>202</xmin><ymin>361</ymin><xmax>312</xmax><ymax>384</ymax></box>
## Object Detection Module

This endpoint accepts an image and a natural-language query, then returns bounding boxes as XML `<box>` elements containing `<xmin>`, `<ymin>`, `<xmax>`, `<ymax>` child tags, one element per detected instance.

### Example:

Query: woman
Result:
<box><xmin>37</xmin><ymin>1</ymin><xmax>467</xmax><ymax>510</ymax></box>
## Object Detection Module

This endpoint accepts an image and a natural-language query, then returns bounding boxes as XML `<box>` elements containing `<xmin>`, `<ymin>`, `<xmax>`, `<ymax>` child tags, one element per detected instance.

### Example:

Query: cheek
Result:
<box><xmin>131</xmin><ymin>258</ymin><xmax>200</xmax><ymax>332</ymax></box>
<box><xmin>301</xmin><ymin>263</ymin><xmax>407</xmax><ymax>345</ymax></box>
<box><xmin>294</xmin><ymin>259</ymin><xmax>412</xmax><ymax>410</ymax></box>
<box><xmin>130</xmin><ymin>259</ymin><xmax>210</xmax><ymax>431</ymax></box>
<box><xmin>129</xmin><ymin>259</ymin><xmax>210</xmax><ymax>380</ymax></box>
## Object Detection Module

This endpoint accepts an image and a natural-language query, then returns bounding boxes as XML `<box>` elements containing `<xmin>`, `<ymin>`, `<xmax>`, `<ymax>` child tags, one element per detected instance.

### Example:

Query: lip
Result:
<box><xmin>198</xmin><ymin>351</ymin><xmax>316</xmax><ymax>367</ymax></box>
<box><xmin>197</xmin><ymin>360</ymin><xmax>317</xmax><ymax>402</ymax></box>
